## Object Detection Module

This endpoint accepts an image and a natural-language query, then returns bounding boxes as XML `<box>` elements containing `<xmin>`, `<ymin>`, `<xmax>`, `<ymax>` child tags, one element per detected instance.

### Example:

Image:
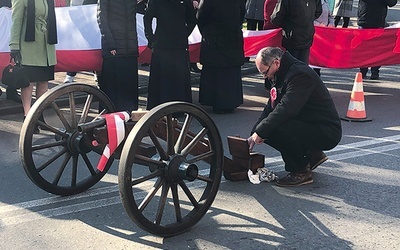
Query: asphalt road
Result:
<box><xmin>1</xmin><ymin>61</ymin><xmax>400</xmax><ymax>249</ymax></box>
<box><xmin>0</xmin><ymin>2</ymin><xmax>399</xmax><ymax>249</ymax></box>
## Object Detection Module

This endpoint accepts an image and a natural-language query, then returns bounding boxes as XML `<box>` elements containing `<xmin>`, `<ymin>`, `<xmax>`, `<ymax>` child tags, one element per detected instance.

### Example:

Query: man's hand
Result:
<box><xmin>248</xmin><ymin>132</ymin><xmax>264</xmax><ymax>151</ymax></box>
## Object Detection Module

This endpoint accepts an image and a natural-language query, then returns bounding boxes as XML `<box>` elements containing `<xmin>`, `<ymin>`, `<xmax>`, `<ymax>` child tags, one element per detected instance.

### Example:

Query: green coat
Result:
<box><xmin>9</xmin><ymin>0</ymin><xmax>57</xmax><ymax>66</ymax></box>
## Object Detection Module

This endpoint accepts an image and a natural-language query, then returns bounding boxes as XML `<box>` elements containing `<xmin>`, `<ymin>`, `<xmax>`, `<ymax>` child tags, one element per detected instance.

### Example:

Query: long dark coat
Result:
<box><xmin>197</xmin><ymin>0</ymin><xmax>245</xmax><ymax>67</ymax></box>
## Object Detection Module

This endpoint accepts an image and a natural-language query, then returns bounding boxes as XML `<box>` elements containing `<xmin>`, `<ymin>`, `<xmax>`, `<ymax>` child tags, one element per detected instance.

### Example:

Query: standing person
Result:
<box><xmin>245</xmin><ymin>0</ymin><xmax>265</xmax><ymax>31</ymax></box>
<box><xmin>313</xmin><ymin>0</ymin><xmax>334</xmax><ymax>76</ymax></box>
<box><xmin>358</xmin><ymin>0</ymin><xmax>398</xmax><ymax>80</ymax></box>
<box><xmin>263</xmin><ymin>0</ymin><xmax>279</xmax><ymax>30</ymax></box>
<box><xmin>333</xmin><ymin>0</ymin><xmax>353</xmax><ymax>28</ymax></box>
<box><xmin>1</xmin><ymin>0</ymin><xmax>20</xmax><ymax>103</ymax></box>
<box><xmin>97</xmin><ymin>0</ymin><xmax>139</xmax><ymax>111</ymax></box>
<box><xmin>249</xmin><ymin>47</ymin><xmax>342</xmax><ymax>186</ymax></box>
<box><xmin>144</xmin><ymin>0</ymin><xmax>196</xmax><ymax>110</ymax></box>
<box><xmin>190</xmin><ymin>0</ymin><xmax>202</xmax><ymax>73</ymax></box>
<box><xmin>271</xmin><ymin>0</ymin><xmax>322</xmax><ymax>64</ymax></box>
<box><xmin>9</xmin><ymin>0</ymin><xmax>57</xmax><ymax>122</ymax></box>
<box><xmin>197</xmin><ymin>0</ymin><xmax>245</xmax><ymax>114</ymax></box>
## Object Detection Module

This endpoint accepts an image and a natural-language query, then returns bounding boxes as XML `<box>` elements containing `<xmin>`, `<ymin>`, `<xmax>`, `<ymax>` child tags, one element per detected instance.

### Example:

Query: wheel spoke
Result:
<box><xmin>196</xmin><ymin>174</ymin><xmax>213</xmax><ymax>183</ymax></box>
<box><xmin>187</xmin><ymin>151</ymin><xmax>214</xmax><ymax>164</ymax></box>
<box><xmin>37</xmin><ymin>148</ymin><xmax>68</xmax><ymax>172</ymax></box>
<box><xmin>32</xmin><ymin>140</ymin><xmax>66</xmax><ymax>151</ymax></box>
<box><xmin>133</xmin><ymin>155</ymin><xmax>166</xmax><ymax>168</ymax></box>
<box><xmin>80</xmin><ymin>152</ymin><xmax>97</xmax><ymax>176</ymax></box>
<box><xmin>52</xmin><ymin>152</ymin><xmax>72</xmax><ymax>185</ymax></box>
<box><xmin>51</xmin><ymin>102</ymin><xmax>72</xmax><ymax>131</ymax></box>
<box><xmin>78</xmin><ymin>94</ymin><xmax>94</xmax><ymax>124</ymax></box>
<box><xmin>155</xmin><ymin>180</ymin><xmax>169</xmax><ymax>225</ymax></box>
<box><xmin>131</xmin><ymin>169</ymin><xmax>164</xmax><ymax>186</ymax></box>
<box><xmin>179</xmin><ymin>181</ymin><xmax>199</xmax><ymax>208</ymax></box>
<box><xmin>37</xmin><ymin>120</ymin><xmax>69</xmax><ymax>138</ymax></box>
<box><xmin>166</xmin><ymin>114</ymin><xmax>175</xmax><ymax>155</ymax></box>
<box><xmin>181</xmin><ymin>128</ymin><xmax>208</xmax><ymax>157</ymax></box>
<box><xmin>148</xmin><ymin>128</ymin><xmax>169</xmax><ymax>160</ymax></box>
<box><xmin>71</xmin><ymin>154</ymin><xmax>78</xmax><ymax>187</ymax></box>
<box><xmin>170</xmin><ymin>183</ymin><xmax>182</xmax><ymax>222</ymax></box>
<box><xmin>138</xmin><ymin>177</ymin><xmax>163</xmax><ymax>212</ymax></box>
<box><xmin>174</xmin><ymin>114</ymin><xmax>192</xmax><ymax>154</ymax></box>
<box><xmin>69</xmin><ymin>92</ymin><xmax>77</xmax><ymax>128</ymax></box>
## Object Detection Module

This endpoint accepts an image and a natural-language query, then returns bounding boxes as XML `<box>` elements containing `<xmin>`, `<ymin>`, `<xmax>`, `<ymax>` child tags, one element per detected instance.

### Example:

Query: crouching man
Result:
<box><xmin>248</xmin><ymin>47</ymin><xmax>342</xmax><ymax>187</ymax></box>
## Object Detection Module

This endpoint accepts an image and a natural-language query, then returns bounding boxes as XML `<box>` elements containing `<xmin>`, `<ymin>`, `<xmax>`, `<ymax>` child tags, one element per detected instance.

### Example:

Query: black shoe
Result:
<box><xmin>370</xmin><ymin>73</ymin><xmax>379</xmax><ymax>80</ymax></box>
<box><xmin>360</xmin><ymin>72</ymin><xmax>367</xmax><ymax>79</ymax></box>
<box><xmin>276</xmin><ymin>168</ymin><xmax>313</xmax><ymax>187</ymax></box>
<box><xmin>309</xmin><ymin>151</ymin><xmax>328</xmax><ymax>171</ymax></box>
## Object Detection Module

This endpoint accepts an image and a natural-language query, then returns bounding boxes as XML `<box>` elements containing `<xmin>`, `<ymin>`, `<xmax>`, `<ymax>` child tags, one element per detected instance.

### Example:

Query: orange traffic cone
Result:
<box><xmin>341</xmin><ymin>72</ymin><xmax>372</xmax><ymax>122</ymax></box>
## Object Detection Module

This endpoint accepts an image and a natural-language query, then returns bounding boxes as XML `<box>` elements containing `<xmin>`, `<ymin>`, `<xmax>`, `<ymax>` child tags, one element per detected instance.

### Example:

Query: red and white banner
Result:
<box><xmin>1</xmin><ymin>5</ymin><xmax>400</xmax><ymax>77</ymax></box>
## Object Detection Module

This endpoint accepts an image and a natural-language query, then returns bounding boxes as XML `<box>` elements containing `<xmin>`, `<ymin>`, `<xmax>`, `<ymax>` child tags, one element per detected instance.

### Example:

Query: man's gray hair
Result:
<box><xmin>259</xmin><ymin>47</ymin><xmax>284</xmax><ymax>65</ymax></box>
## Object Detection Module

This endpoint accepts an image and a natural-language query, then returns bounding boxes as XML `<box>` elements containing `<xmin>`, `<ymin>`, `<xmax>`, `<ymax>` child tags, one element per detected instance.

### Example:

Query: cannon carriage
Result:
<box><xmin>20</xmin><ymin>83</ymin><xmax>264</xmax><ymax>237</ymax></box>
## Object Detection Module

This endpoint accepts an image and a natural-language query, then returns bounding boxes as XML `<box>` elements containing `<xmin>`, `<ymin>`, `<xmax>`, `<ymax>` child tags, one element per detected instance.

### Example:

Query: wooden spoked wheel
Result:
<box><xmin>118</xmin><ymin>102</ymin><xmax>223</xmax><ymax>237</ymax></box>
<box><xmin>20</xmin><ymin>83</ymin><xmax>116</xmax><ymax>196</ymax></box>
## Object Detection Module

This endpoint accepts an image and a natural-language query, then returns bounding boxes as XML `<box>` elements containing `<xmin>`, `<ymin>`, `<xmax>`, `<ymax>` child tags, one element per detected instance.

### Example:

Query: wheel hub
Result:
<box><xmin>166</xmin><ymin>155</ymin><xmax>198</xmax><ymax>182</ymax></box>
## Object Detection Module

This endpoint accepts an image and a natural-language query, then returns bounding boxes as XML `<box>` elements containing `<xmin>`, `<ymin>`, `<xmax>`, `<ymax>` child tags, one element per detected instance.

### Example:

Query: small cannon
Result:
<box><xmin>19</xmin><ymin>83</ymin><xmax>264</xmax><ymax>237</ymax></box>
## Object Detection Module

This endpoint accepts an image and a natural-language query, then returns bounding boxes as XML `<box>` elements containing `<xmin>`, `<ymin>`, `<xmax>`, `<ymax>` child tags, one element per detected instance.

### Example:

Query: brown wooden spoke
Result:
<box><xmin>52</xmin><ymin>152</ymin><xmax>72</xmax><ymax>185</ymax></box>
<box><xmin>37</xmin><ymin>148</ymin><xmax>68</xmax><ymax>172</ymax></box>
<box><xmin>68</xmin><ymin>92</ymin><xmax>77</xmax><ymax>129</ymax></box>
<box><xmin>166</xmin><ymin>114</ymin><xmax>175</xmax><ymax>155</ymax></box>
<box><xmin>138</xmin><ymin>177</ymin><xmax>164</xmax><ymax>212</ymax></box>
<box><xmin>31</xmin><ymin>140</ymin><xmax>66</xmax><ymax>151</ymax></box>
<box><xmin>80</xmin><ymin>152</ymin><xmax>97</xmax><ymax>176</ymax></box>
<box><xmin>78</xmin><ymin>94</ymin><xmax>94</xmax><ymax>124</ymax></box>
<box><xmin>178</xmin><ymin>181</ymin><xmax>200</xmax><ymax>208</ymax></box>
<box><xmin>148</xmin><ymin>128</ymin><xmax>169</xmax><ymax>160</ymax></box>
<box><xmin>186</xmin><ymin>151</ymin><xmax>214</xmax><ymax>164</ymax></box>
<box><xmin>181</xmin><ymin>128</ymin><xmax>208</xmax><ymax>157</ymax></box>
<box><xmin>196</xmin><ymin>174</ymin><xmax>213</xmax><ymax>183</ymax></box>
<box><xmin>131</xmin><ymin>169</ymin><xmax>164</xmax><ymax>187</ymax></box>
<box><xmin>51</xmin><ymin>102</ymin><xmax>73</xmax><ymax>132</ymax></box>
<box><xmin>174</xmin><ymin>114</ymin><xmax>192</xmax><ymax>154</ymax></box>
<box><xmin>170</xmin><ymin>183</ymin><xmax>182</xmax><ymax>222</ymax></box>
<box><xmin>155</xmin><ymin>180</ymin><xmax>169</xmax><ymax>225</ymax></box>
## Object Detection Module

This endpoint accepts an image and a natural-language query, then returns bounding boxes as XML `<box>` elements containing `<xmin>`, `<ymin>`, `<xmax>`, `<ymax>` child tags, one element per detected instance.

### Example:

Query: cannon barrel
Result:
<box><xmin>77</xmin><ymin>118</ymin><xmax>106</xmax><ymax>133</ymax></box>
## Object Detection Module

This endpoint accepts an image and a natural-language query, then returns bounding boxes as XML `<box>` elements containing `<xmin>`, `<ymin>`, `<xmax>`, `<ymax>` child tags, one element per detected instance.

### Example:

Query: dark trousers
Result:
<box><xmin>287</xmin><ymin>48</ymin><xmax>310</xmax><ymax>64</ymax></box>
<box><xmin>246</xmin><ymin>19</ymin><xmax>264</xmax><ymax>31</ymax></box>
<box><xmin>334</xmin><ymin>16</ymin><xmax>350</xmax><ymax>28</ymax></box>
<box><xmin>264</xmin><ymin>119</ymin><xmax>338</xmax><ymax>173</ymax></box>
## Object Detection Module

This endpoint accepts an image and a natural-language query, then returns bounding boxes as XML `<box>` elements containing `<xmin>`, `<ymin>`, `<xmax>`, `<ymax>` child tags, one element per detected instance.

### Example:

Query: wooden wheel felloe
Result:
<box><xmin>118</xmin><ymin>102</ymin><xmax>223</xmax><ymax>237</ymax></box>
<box><xmin>20</xmin><ymin>83</ymin><xmax>116</xmax><ymax>196</ymax></box>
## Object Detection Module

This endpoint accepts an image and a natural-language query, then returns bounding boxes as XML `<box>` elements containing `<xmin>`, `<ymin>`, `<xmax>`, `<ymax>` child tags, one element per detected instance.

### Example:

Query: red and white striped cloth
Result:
<box><xmin>96</xmin><ymin>111</ymin><xmax>130</xmax><ymax>172</ymax></box>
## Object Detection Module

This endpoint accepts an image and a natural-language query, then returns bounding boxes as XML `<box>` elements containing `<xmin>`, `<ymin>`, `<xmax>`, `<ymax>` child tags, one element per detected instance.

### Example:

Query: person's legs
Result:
<box><xmin>256</xmin><ymin>20</ymin><xmax>264</xmax><ymax>30</ymax></box>
<box><xmin>370</xmin><ymin>66</ymin><xmax>380</xmax><ymax>80</ymax></box>
<box><xmin>265</xmin><ymin>119</ymin><xmax>337</xmax><ymax>173</ymax></box>
<box><xmin>246</xmin><ymin>19</ymin><xmax>256</xmax><ymax>30</ymax></box>
<box><xmin>6</xmin><ymin>85</ymin><xmax>21</xmax><ymax>103</ymax></box>
<box><xmin>342</xmin><ymin>17</ymin><xmax>350</xmax><ymax>28</ymax></box>
<box><xmin>360</xmin><ymin>67</ymin><xmax>368</xmax><ymax>78</ymax></box>
<box><xmin>21</xmin><ymin>83</ymin><xmax>34</xmax><ymax>116</ymax></box>
<box><xmin>64</xmin><ymin>72</ymin><xmax>77</xmax><ymax>83</ymax></box>
<box><xmin>334</xmin><ymin>16</ymin><xmax>341</xmax><ymax>27</ymax></box>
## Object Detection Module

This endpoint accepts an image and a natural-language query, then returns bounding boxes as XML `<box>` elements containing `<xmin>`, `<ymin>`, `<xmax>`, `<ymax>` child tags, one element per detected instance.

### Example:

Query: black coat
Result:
<box><xmin>271</xmin><ymin>0</ymin><xmax>322</xmax><ymax>50</ymax></box>
<box><xmin>197</xmin><ymin>0</ymin><xmax>245</xmax><ymax>67</ymax></box>
<box><xmin>144</xmin><ymin>0</ymin><xmax>196</xmax><ymax>49</ymax></box>
<box><xmin>98</xmin><ymin>0</ymin><xmax>138</xmax><ymax>58</ymax></box>
<box><xmin>252</xmin><ymin>52</ymin><xmax>342</xmax><ymax>143</ymax></box>
<box><xmin>357</xmin><ymin>0</ymin><xmax>398</xmax><ymax>28</ymax></box>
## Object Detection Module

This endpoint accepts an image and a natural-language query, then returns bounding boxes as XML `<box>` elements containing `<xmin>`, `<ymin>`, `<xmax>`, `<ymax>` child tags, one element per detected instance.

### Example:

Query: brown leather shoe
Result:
<box><xmin>276</xmin><ymin>169</ymin><xmax>313</xmax><ymax>187</ymax></box>
<box><xmin>309</xmin><ymin>151</ymin><xmax>328</xmax><ymax>171</ymax></box>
